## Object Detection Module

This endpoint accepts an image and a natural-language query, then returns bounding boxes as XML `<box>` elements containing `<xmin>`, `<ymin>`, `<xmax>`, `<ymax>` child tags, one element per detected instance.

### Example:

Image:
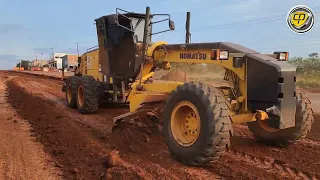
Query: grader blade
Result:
<box><xmin>112</xmin><ymin>102</ymin><xmax>163</xmax><ymax>133</ymax></box>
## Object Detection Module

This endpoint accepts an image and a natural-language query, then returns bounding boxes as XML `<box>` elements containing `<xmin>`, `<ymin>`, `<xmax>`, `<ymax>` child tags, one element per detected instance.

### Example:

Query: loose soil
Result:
<box><xmin>0</xmin><ymin>75</ymin><xmax>60</xmax><ymax>180</ymax></box>
<box><xmin>2</xmin><ymin>70</ymin><xmax>320</xmax><ymax>180</ymax></box>
<box><xmin>158</xmin><ymin>69</ymin><xmax>187</xmax><ymax>82</ymax></box>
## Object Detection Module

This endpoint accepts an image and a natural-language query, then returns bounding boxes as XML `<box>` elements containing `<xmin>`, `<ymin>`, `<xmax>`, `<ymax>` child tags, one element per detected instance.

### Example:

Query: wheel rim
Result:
<box><xmin>170</xmin><ymin>101</ymin><xmax>201</xmax><ymax>147</ymax></box>
<box><xmin>77</xmin><ymin>86</ymin><xmax>84</xmax><ymax>107</ymax></box>
<box><xmin>66</xmin><ymin>84</ymin><xmax>72</xmax><ymax>104</ymax></box>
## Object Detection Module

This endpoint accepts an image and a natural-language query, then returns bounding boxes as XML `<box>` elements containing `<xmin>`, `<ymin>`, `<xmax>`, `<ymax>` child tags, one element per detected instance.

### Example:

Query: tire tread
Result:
<box><xmin>163</xmin><ymin>81</ymin><xmax>233</xmax><ymax>166</ymax></box>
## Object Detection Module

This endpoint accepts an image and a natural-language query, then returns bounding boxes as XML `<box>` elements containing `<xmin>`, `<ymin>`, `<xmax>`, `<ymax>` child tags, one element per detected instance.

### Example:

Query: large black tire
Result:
<box><xmin>247</xmin><ymin>89</ymin><xmax>314</xmax><ymax>146</ymax></box>
<box><xmin>76</xmin><ymin>76</ymin><xmax>99</xmax><ymax>114</ymax></box>
<box><xmin>162</xmin><ymin>82</ymin><xmax>233</xmax><ymax>166</ymax></box>
<box><xmin>65</xmin><ymin>76</ymin><xmax>80</xmax><ymax>109</ymax></box>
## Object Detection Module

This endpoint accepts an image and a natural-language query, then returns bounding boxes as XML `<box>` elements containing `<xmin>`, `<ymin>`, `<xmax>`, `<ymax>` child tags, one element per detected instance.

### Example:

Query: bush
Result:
<box><xmin>288</xmin><ymin>57</ymin><xmax>320</xmax><ymax>74</ymax></box>
<box><xmin>170</xmin><ymin>63</ymin><xmax>225</xmax><ymax>80</ymax></box>
<box><xmin>288</xmin><ymin>56</ymin><xmax>320</xmax><ymax>88</ymax></box>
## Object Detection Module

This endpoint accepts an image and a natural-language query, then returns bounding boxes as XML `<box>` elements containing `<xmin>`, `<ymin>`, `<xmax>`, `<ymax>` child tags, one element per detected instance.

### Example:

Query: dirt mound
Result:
<box><xmin>110</xmin><ymin>104</ymin><xmax>165</xmax><ymax>156</ymax></box>
<box><xmin>0</xmin><ymin>77</ymin><xmax>60</xmax><ymax>180</ymax></box>
<box><xmin>107</xmin><ymin>123</ymin><xmax>180</xmax><ymax>179</ymax></box>
<box><xmin>7</xmin><ymin>79</ymin><xmax>108</xmax><ymax>180</ymax></box>
<box><xmin>106</xmin><ymin>103</ymin><xmax>188</xmax><ymax>179</ymax></box>
<box><xmin>159</xmin><ymin>70</ymin><xmax>187</xmax><ymax>82</ymax></box>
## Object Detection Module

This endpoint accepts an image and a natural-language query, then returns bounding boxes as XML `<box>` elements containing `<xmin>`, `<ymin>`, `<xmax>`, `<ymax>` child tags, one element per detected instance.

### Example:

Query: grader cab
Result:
<box><xmin>62</xmin><ymin>6</ymin><xmax>314</xmax><ymax>166</ymax></box>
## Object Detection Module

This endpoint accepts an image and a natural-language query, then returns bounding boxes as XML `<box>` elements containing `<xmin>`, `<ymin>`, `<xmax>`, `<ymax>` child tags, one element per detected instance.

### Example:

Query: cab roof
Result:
<box><xmin>94</xmin><ymin>12</ymin><xmax>154</xmax><ymax>22</ymax></box>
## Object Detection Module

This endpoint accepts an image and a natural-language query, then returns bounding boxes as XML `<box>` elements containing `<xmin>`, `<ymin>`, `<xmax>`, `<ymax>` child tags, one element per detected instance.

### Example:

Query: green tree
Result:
<box><xmin>288</xmin><ymin>54</ymin><xmax>320</xmax><ymax>74</ymax></box>
<box><xmin>16</xmin><ymin>60</ymin><xmax>32</xmax><ymax>69</ymax></box>
<box><xmin>309</xmin><ymin>52</ymin><xmax>318</xmax><ymax>58</ymax></box>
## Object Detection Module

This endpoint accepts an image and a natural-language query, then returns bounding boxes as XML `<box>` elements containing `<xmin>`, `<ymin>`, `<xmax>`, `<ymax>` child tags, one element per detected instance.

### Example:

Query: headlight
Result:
<box><xmin>210</xmin><ymin>50</ymin><xmax>229</xmax><ymax>60</ymax></box>
<box><xmin>274</xmin><ymin>52</ymin><xmax>288</xmax><ymax>61</ymax></box>
<box><xmin>279</xmin><ymin>53</ymin><xmax>287</xmax><ymax>60</ymax></box>
<box><xmin>219</xmin><ymin>50</ymin><xmax>229</xmax><ymax>60</ymax></box>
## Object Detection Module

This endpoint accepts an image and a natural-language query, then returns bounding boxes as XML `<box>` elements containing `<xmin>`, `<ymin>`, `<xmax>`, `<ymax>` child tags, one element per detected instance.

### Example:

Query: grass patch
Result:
<box><xmin>296</xmin><ymin>72</ymin><xmax>320</xmax><ymax>89</ymax></box>
<box><xmin>170</xmin><ymin>63</ymin><xmax>225</xmax><ymax>80</ymax></box>
<box><xmin>288</xmin><ymin>57</ymin><xmax>320</xmax><ymax>89</ymax></box>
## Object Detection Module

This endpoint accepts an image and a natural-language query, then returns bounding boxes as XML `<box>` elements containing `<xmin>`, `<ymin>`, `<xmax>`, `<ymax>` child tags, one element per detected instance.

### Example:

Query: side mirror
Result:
<box><xmin>169</xmin><ymin>20</ymin><xmax>175</xmax><ymax>30</ymax></box>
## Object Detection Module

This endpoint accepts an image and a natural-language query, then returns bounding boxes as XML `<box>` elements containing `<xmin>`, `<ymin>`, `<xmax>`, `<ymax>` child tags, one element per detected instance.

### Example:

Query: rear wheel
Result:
<box><xmin>76</xmin><ymin>76</ymin><xmax>99</xmax><ymax>114</ymax></box>
<box><xmin>247</xmin><ymin>89</ymin><xmax>314</xmax><ymax>146</ymax></box>
<box><xmin>65</xmin><ymin>76</ymin><xmax>80</xmax><ymax>109</ymax></box>
<box><xmin>163</xmin><ymin>82</ymin><xmax>233</xmax><ymax>166</ymax></box>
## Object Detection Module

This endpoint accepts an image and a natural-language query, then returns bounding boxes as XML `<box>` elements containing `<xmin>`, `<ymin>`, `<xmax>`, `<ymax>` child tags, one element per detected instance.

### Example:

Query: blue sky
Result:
<box><xmin>0</xmin><ymin>0</ymin><xmax>319</xmax><ymax>69</ymax></box>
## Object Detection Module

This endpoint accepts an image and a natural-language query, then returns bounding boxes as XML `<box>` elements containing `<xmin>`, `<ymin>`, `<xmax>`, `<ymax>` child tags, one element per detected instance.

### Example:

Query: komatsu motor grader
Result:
<box><xmin>62</xmin><ymin>7</ymin><xmax>314</xmax><ymax>166</ymax></box>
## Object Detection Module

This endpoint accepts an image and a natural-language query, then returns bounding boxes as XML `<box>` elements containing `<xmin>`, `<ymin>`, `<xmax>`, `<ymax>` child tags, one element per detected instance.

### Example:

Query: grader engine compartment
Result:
<box><xmin>154</xmin><ymin>42</ymin><xmax>298</xmax><ymax>129</ymax></box>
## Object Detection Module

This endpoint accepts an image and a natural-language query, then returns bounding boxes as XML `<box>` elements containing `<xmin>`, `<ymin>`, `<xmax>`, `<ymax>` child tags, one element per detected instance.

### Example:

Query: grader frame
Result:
<box><xmin>62</xmin><ymin>6</ymin><xmax>314</xmax><ymax>166</ymax></box>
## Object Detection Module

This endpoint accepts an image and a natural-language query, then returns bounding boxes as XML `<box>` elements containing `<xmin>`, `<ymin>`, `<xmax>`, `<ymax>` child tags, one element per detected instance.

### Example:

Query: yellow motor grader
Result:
<box><xmin>62</xmin><ymin>7</ymin><xmax>314</xmax><ymax>166</ymax></box>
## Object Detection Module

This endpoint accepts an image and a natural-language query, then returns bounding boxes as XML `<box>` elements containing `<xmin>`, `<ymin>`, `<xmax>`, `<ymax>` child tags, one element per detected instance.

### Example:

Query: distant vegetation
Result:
<box><xmin>171</xmin><ymin>52</ymin><xmax>320</xmax><ymax>89</ymax></box>
<box><xmin>170</xmin><ymin>63</ymin><xmax>225</xmax><ymax>81</ymax></box>
<box><xmin>16</xmin><ymin>60</ymin><xmax>32</xmax><ymax>70</ymax></box>
<box><xmin>288</xmin><ymin>53</ymin><xmax>320</xmax><ymax>89</ymax></box>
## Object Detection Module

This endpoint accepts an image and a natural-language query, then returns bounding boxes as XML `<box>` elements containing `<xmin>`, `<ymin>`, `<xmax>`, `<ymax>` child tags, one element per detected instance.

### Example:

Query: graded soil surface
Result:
<box><xmin>2</xmin><ymin>70</ymin><xmax>320</xmax><ymax>180</ymax></box>
<box><xmin>0</xmin><ymin>74</ymin><xmax>60</xmax><ymax>180</ymax></box>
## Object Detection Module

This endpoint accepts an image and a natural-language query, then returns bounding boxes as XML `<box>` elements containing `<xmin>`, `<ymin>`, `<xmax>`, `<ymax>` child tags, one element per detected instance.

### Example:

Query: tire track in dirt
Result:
<box><xmin>183</xmin><ymin>167</ymin><xmax>223</xmax><ymax>180</ymax></box>
<box><xmin>227</xmin><ymin>150</ymin><xmax>317</xmax><ymax>180</ymax></box>
<box><xmin>228</xmin><ymin>124</ymin><xmax>320</xmax><ymax>179</ymax></box>
<box><xmin>233</xmin><ymin>124</ymin><xmax>320</xmax><ymax>148</ymax></box>
<box><xmin>202</xmin><ymin>145</ymin><xmax>319</xmax><ymax>180</ymax></box>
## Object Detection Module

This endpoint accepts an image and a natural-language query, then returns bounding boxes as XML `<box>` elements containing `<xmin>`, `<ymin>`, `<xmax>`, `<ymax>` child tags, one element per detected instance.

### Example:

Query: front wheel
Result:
<box><xmin>162</xmin><ymin>82</ymin><xmax>233</xmax><ymax>166</ymax></box>
<box><xmin>247</xmin><ymin>89</ymin><xmax>314</xmax><ymax>146</ymax></box>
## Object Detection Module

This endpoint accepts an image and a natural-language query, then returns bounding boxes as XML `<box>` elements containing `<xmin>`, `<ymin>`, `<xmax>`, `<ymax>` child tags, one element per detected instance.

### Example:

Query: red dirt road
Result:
<box><xmin>0</xmin><ymin>73</ymin><xmax>61</xmax><ymax>180</ymax></box>
<box><xmin>1</xmin><ymin>70</ymin><xmax>320</xmax><ymax>180</ymax></box>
